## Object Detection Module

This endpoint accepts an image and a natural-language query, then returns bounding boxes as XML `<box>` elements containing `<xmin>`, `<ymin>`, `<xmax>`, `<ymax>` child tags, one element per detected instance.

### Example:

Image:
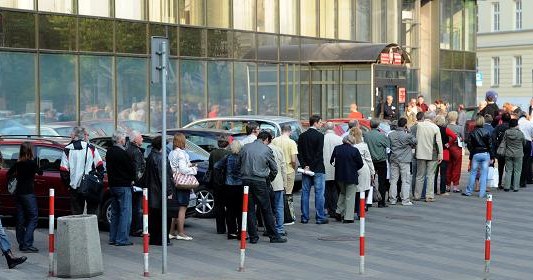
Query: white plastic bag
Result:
<box><xmin>487</xmin><ymin>166</ymin><xmax>499</xmax><ymax>188</ymax></box>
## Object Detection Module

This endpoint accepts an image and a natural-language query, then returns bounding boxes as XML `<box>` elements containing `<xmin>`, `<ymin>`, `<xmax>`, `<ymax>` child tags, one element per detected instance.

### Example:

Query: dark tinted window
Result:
<box><xmin>0</xmin><ymin>145</ymin><xmax>20</xmax><ymax>169</ymax></box>
<box><xmin>37</xmin><ymin>146</ymin><xmax>63</xmax><ymax>172</ymax></box>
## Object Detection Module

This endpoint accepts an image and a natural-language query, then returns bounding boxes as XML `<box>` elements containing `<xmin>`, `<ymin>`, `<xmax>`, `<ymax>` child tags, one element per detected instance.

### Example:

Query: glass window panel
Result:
<box><xmin>257</xmin><ymin>33</ymin><xmax>278</xmax><ymax>61</ymax></box>
<box><xmin>338</xmin><ymin>0</ymin><xmax>353</xmax><ymax>40</ymax></box>
<box><xmin>233</xmin><ymin>0</ymin><xmax>255</xmax><ymax>31</ymax></box>
<box><xmin>280</xmin><ymin>36</ymin><xmax>299</xmax><ymax>62</ymax></box>
<box><xmin>117</xmin><ymin>57</ymin><xmax>148</xmax><ymax>128</ymax></box>
<box><xmin>207</xmin><ymin>61</ymin><xmax>231</xmax><ymax>117</ymax></box>
<box><xmin>180</xmin><ymin>60</ymin><xmax>206</xmax><ymax>126</ymax></box>
<box><xmin>439</xmin><ymin>70</ymin><xmax>452</xmax><ymax>105</ymax></box>
<box><xmin>234</xmin><ymin>62</ymin><xmax>256</xmax><ymax>115</ymax></box>
<box><xmin>233</xmin><ymin>31</ymin><xmax>255</xmax><ymax>59</ymax></box>
<box><xmin>79</xmin><ymin>18</ymin><xmax>113</xmax><ymax>52</ymax></box>
<box><xmin>39</xmin><ymin>54</ymin><xmax>76</xmax><ymax>133</ymax></box>
<box><xmin>179</xmin><ymin>26</ymin><xmax>205</xmax><ymax>57</ymax></box>
<box><xmin>320</xmin><ymin>0</ymin><xmax>335</xmax><ymax>39</ymax></box>
<box><xmin>279</xmin><ymin>64</ymin><xmax>299</xmax><ymax>118</ymax></box>
<box><xmin>465</xmin><ymin>0</ymin><xmax>475</xmax><ymax>51</ymax></box>
<box><xmin>464</xmin><ymin>52</ymin><xmax>475</xmax><ymax>71</ymax></box>
<box><xmin>80</xmin><ymin>56</ymin><xmax>114</xmax><ymax>132</ymax></box>
<box><xmin>257</xmin><ymin>0</ymin><xmax>277</xmax><ymax>33</ymax></box>
<box><xmin>451</xmin><ymin>71</ymin><xmax>464</xmax><ymax>107</ymax></box>
<box><xmin>452</xmin><ymin>51</ymin><xmax>463</xmax><ymax>69</ymax></box>
<box><xmin>440</xmin><ymin>0</ymin><xmax>451</xmax><ymax>49</ymax></box>
<box><xmin>0</xmin><ymin>52</ymin><xmax>36</xmax><ymax>135</ymax></box>
<box><xmin>149</xmin><ymin>59</ymin><xmax>177</xmax><ymax>132</ymax></box>
<box><xmin>300</xmin><ymin>0</ymin><xmax>317</xmax><ymax>37</ymax></box>
<box><xmin>178</xmin><ymin>0</ymin><xmax>204</xmax><ymax>26</ymax></box>
<box><xmin>116</xmin><ymin>21</ymin><xmax>147</xmax><ymax>54</ymax></box>
<box><xmin>0</xmin><ymin>0</ymin><xmax>33</xmax><ymax>9</ymax></box>
<box><xmin>39</xmin><ymin>14</ymin><xmax>76</xmax><ymax>51</ymax></box>
<box><xmin>451</xmin><ymin>0</ymin><xmax>463</xmax><ymax>50</ymax></box>
<box><xmin>78</xmin><ymin>0</ymin><xmax>110</xmax><ymax>17</ymax></box>
<box><xmin>150</xmin><ymin>24</ymin><xmax>178</xmax><ymax>56</ymax></box>
<box><xmin>464</xmin><ymin>71</ymin><xmax>475</xmax><ymax>107</ymax></box>
<box><xmin>206</xmin><ymin>0</ymin><xmax>229</xmax><ymax>28</ymax></box>
<box><xmin>356</xmin><ymin>0</ymin><xmax>371</xmax><ymax>42</ymax></box>
<box><xmin>356</xmin><ymin>84</ymin><xmax>371</xmax><ymax>117</ymax></box>
<box><xmin>115</xmin><ymin>0</ymin><xmax>144</xmax><ymax>20</ymax></box>
<box><xmin>207</xmin><ymin>29</ymin><xmax>231</xmax><ymax>58</ymax></box>
<box><xmin>149</xmin><ymin>0</ymin><xmax>177</xmax><ymax>23</ymax></box>
<box><xmin>257</xmin><ymin>63</ymin><xmax>278</xmax><ymax>115</ymax></box>
<box><xmin>38</xmin><ymin>0</ymin><xmax>73</xmax><ymax>13</ymax></box>
<box><xmin>0</xmin><ymin>10</ymin><xmax>35</xmax><ymax>48</ymax></box>
<box><xmin>280</xmin><ymin>0</ymin><xmax>297</xmax><ymax>35</ymax></box>
<box><xmin>440</xmin><ymin>50</ymin><xmax>452</xmax><ymax>69</ymax></box>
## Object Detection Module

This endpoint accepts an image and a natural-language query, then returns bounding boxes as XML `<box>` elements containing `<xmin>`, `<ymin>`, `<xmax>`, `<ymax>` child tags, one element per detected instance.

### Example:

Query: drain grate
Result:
<box><xmin>318</xmin><ymin>235</ymin><xmax>358</xmax><ymax>241</ymax></box>
<box><xmin>385</xmin><ymin>215</ymin><xmax>421</xmax><ymax>221</ymax></box>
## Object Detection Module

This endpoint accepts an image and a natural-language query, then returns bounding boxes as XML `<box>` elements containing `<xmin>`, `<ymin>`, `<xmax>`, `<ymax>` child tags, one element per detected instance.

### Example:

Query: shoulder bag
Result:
<box><xmin>496</xmin><ymin>134</ymin><xmax>506</xmax><ymax>157</ymax></box>
<box><xmin>7</xmin><ymin>174</ymin><xmax>17</xmax><ymax>195</ymax></box>
<box><xmin>173</xmin><ymin>172</ymin><xmax>199</xmax><ymax>190</ymax></box>
<box><xmin>79</xmin><ymin>144</ymin><xmax>104</xmax><ymax>202</ymax></box>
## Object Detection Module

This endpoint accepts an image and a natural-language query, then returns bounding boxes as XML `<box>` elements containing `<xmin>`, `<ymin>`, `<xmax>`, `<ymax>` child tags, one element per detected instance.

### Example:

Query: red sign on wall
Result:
<box><xmin>380</xmin><ymin>53</ymin><xmax>390</xmax><ymax>64</ymax></box>
<box><xmin>398</xmin><ymin>87</ymin><xmax>406</xmax><ymax>103</ymax></box>
<box><xmin>393</xmin><ymin>53</ymin><xmax>402</xmax><ymax>65</ymax></box>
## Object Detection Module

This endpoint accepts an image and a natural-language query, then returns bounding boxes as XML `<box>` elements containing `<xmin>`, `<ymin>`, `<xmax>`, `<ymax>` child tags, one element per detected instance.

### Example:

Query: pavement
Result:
<box><xmin>1</xmin><ymin>161</ymin><xmax>533</xmax><ymax>280</ymax></box>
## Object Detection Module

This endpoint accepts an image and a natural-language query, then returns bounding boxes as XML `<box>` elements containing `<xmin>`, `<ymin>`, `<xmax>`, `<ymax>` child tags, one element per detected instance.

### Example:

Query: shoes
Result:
<box><xmin>342</xmin><ymin>220</ymin><xmax>354</xmax><ymax>224</ymax></box>
<box><xmin>249</xmin><ymin>237</ymin><xmax>259</xmax><ymax>244</ymax></box>
<box><xmin>176</xmin><ymin>234</ymin><xmax>193</xmax><ymax>241</ymax></box>
<box><xmin>513</xmin><ymin>190</ymin><xmax>519</xmax><ymax>192</ymax></box>
<box><xmin>316</xmin><ymin>220</ymin><xmax>329</xmax><ymax>225</ymax></box>
<box><xmin>20</xmin><ymin>246</ymin><xmax>38</xmax><ymax>253</ymax></box>
<box><xmin>283</xmin><ymin>221</ymin><xmax>295</xmax><ymax>226</ymax></box>
<box><xmin>402</xmin><ymin>201</ymin><xmax>414</xmax><ymax>206</ymax></box>
<box><xmin>412</xmin><ymin>198</ymin><xmax>421</xmax><ymax>201</ymax></box>
<box><xmin>425</xmin><ymin>198</ymin><xmax>435</xmax><ymax>202</ymax></box>
<box><xmin>130</xmin><ymin>230</ymin><xmax>143</xmax><ymax>237</ymax></box>
<box><xmin>332</xmin><ymin>213</ymin><xmax>343</xmax><ymax>222</ymax></box>
<box><xmin>503</xmin><ymin>189</ymin><xmax>510</xmax><ymax>192</ymax></box>
<box><xmin>390</xmin><ymin>200</ymin><xmax>397</xmax><ymax>205</ymax></box>
<box><xmin>441</xmin><ymin>192</ymin><xmax>450</xmax><ymax>196</ymax></box>
<box><xmin>270</xmin><ymin>237</ymin><xmax>287</xmax><ymax>243</ymax></box>
<box><xmin>115</xmin><ymin>242</ymin><xmax>134</xmax><ymax>246</ymax></box>
<box><xmin>378</xmin><ymin>204</ymin><xmax>388</xmax><ymax>208</ymax></box>
<box><xmin>301</xmin><ymin>220</ymin><xmax>309</xmax><ymax>224</ymax></box>
<box><xmin>280</xmin><ymin>232</ymin><xmax>287</xmax><ymax>237</ymax></box>
<box><xmin>108</xmin><ymin>241</ymin><xmax>116</xmax><ymax>245</ymax></box>
<box><xmin>168</xmin><ymin>234</ymin><xmax>177</xmax><ymax>240</ymax></box>
<box><xmin>4</xmin><ymin>250</ymin><xmax>27</xmax><ymax>269</ymax></box>
<box><xmin>355</xmin><ymin>216</ymin><xmax>360</xmax><ymax>220</ymax></box>
<box><xmin>228</xmin><ymin>234</ymin><xmax>239</xmax><ymax>240</ymax></box>
<box><xmin>452</xmin><ymin>189</ymin><xmax>461</xmax><ymax>193</ymax></box>
<box><xmin>461</xmin><ymin>192</ymin><xmax>472</xmax><ymax>196</ymax></box>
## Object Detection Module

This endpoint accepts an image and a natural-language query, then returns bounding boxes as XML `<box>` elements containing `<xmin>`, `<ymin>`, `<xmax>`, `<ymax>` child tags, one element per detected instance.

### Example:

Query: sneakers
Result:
<box><xmin>390</xmin><ymin>200</ymin><xmax>397</xmax><ymax>205</ymax></box>
<box><xmin>168</xmin><ymin>234</ymin><xmax>177</xmax><ymax>240</ymax></box>
<box><xmin>176</xmin><ymin>234</ymin><xmax>193</xmax><ymax>241</ymax></box>
<box><xmin>425</xmin><ymin>198</ymin><xmax>436</xmax><ymax>202</ymax></box>
<box><xmin>283</xmin><ymin>221</ymin><xmax>295</xmax><ymax>226</ymax></box>
<box><xmin>270</xmin><ymin>237</ymin><xmax>288</xmax><ymax>243</ymax></box>
<box><xmin>402</xmin><ymin>201</ymin><xmax>414</xmax><ymax>206</ymax></box>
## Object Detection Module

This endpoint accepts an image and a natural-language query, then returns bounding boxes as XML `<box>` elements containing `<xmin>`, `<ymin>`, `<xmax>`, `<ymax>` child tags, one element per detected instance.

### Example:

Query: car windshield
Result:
<box><xmin>281</xmin><ymin>121</ymin><xmax>301</xmax><ymax>142</ymax></box>
<box><xmin>188</xmin><ymin>120</ymin><xmax>281</xmax><ymax>136</ymax></box>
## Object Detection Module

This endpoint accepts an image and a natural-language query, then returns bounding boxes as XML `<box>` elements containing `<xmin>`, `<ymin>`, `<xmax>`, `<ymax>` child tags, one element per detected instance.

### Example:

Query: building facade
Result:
<box><xmin>477</xmin><ymin>0</ymin><xmax>533</xmax><ymax>109</ymax></box>
<box><xmin>0</xmin><ymin>0</ymin><xmax>476</xmax><ymax>135</ymax></box>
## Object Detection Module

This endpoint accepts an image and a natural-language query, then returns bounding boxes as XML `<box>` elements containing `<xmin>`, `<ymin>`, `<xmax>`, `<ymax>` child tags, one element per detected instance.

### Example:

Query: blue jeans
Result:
<box><xmin>0</xmin><ymin>218</ymin><xmax>12</xmax><ymax>253</ymax></box>
<box><xmin>109</xmin><ymin>187</ymin><xmax>132</xmax><ymax>245</ymax></box>
<box><xmin>301</xmin><ymin>173</ymin><xmax>326</xmax><ymax>222</ymax></box>
<box><xmin>466</xmin><ymin>152</ymin><xmax>490</xmax><ymax>198</ymax></box>
<box><xmin>273</xmin><ymin>190</ymin><xmax>285</xmax><ymax>234</ymax></box>
<box><xmin>15</xmin><ymin>194</ymin><xmax>38</xmax><ymax>249</ymax></box>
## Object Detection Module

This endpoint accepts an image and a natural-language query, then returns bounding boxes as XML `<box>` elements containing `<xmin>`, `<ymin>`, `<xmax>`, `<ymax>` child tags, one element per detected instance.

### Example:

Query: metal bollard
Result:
<box><xmin>49</xmin><ymin>188</ymin><xmax>55</xmax><ymax>277</ymax></box>
<box><xmin>238</xmin><ymin>186</ymin><xmax>249</xmax><ymax>272</ymax></box>
<box><xmin>484</xmin><ymin>194</ymin><xmax>492</xmax><ymax>277</ymax></box>
<box><xmin>359</xmin><ymin>191</ymin><xmax>366</xmax><ymax>275</ymax></box>
<box><xmin>143</xmin><ymin>188</ymin><xmax>149</xmax><ymax>277</ymax></box>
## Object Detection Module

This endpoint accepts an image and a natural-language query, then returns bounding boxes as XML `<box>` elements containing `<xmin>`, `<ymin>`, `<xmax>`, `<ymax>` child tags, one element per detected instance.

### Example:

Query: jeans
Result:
<box><xmin>504</xmin><ymin>156</ymin><xmax>523</xmax><ymax>191</ymax></box>
<box><xmin>300</xmin><ymin>173</ymin><xmax>326</xmax><ymax>222</ymax></box>
<box><xmin>466</xmin><ymin>152</ymin><xmax>490</xmax><ymax>197</ymax></box>
<box><xmin>243</xmin><ymin>179</ymin><xmax>279</xmax><ymax>240</ymax></box>
<box><xmin>109</xmin><ymin>187</ymin><xmax>132</xmax><ymax>245</ymax></box>
<box><xmin>15</xmin><ymin>194</ymin><xmax>38</xmax><ymax>249</ymax></box>
<box><xmin>0</xmin><ymin>218</ymin><xmax>11</xmax><ymax>253</ymax></box>
<box><xmin>273</xmin><ymin>190</ymin><xmax>285</xmax><ymax>234</ymax></box>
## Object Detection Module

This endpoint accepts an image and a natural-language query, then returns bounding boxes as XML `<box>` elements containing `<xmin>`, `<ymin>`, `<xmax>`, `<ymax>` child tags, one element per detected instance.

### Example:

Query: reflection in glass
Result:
<box><xmin>233</xmin><ymin>31</ymin><xmax>255</xmax><ymax>59</ymax></box>
<box><xmin>117</xmin><ymin>57</ymin><xmax>148</xmax><ymax>131</ymax></box>
<box><xmin>451</xmin><ymin>71</ymin><xmax>464</xmax><ymax>107</ymax></box>
<box><xmin>257</xmin><ymin>0</ymin><xmax>277</xmax><ymax>33</ymax></box>
<box><xmin>178</xmin><ymin>0</ymin><xmax>204</xmax><ymax>25</ymax></box>
<box><xmin>80</xmin><ymin>56</ymin><xmax>114</xmax><ymax>128</ymax></box>
<box><xmin>279</xmin><ymin>64</ymin><xmax>299</xmax><ymax>118</ymax></box>
<box><xmin>150</xmin><ymin>24</ymin><xmax>178</xmax><ymax>56</ymax></box>
<box><xmin>78</xmin><ymin>0</ymin><xmax>110</xmax><ymax>17</ymax></box>
<box><xmin>180</xmin><ymin>60</ymin><xmax>206</xmax><ymax>126</ymax></box>
<box><xmin>257</xmin><ymin>63</ymin><xmax>278</xmax><ymax>115</ymax></box>
<box><xmin>39</xmin><ymin>54</ymin><xmax>77</xmax><ymax>135</ymax></box>
<box><xmin>38</xmin><ymin>0</ymin><xmax>73</xmax><ymax>13</ymax></box>
<box><xmin>465</xmin><ymin>0</ymin><xmax>475</xmax><ymax>51</ymax></box>
<box><xmin>300</xmin><ymin>0</ymin><xmax>317</xmax><ymax>37</ymax></box>
<box><xmin>440</xmin><ymin>0</ymin><xmax>451</xmax><ymax>49</ymax></box>
<box><xmin>338</xmin><ymin>0</ymin><xmax>353</xmax><ymax>40</ymax></box>
<box><xmin>280</xmin><ymin>36</ymin><xmax>299</xmax><ymax>62</ymax></box>
<box><xmin>234</xmin><ymin>62</ymin><xmax>256</xmax><ymax>115</ymax></box>
<box><xmin>208</xmin><ymin>61</ymin><xmax>231</xmax><ymax>117</ymax></box>
<box><xmin>39</xmin><ymin>14</ymin><xmax>76</xmax><ymax>51</ymax></box>
<box><xmin>116</xmin><ymin>21</ymin><xmax>147</xmax><ymax>54</ymax></box>
<box><xmin>257</xmin><ymin>34</ymin><xmax>278</xmax><ymax>61</ymax></box>
<box><xmin>300</xmin><ymin>67</ymin><xmax>310</xmax><ymax>121</ymax></box>
<box><xmin>0</xmin><ymin>11</ymin><xmax>35</xmax><ymax>49</ymax></box>
<box><xmin>149</xmin><ymin>0</ymin><xmax>177</xmax><ymax>23</ymax></box>
<box><xmin>464</xmin><ymin>71</ymin><xmax>475</xmax><ymax>107</ymax></box>
<box><xmin>452</xmin><ymin>0</ymin><xmax>463</xmax><ymax>50</ymax></box>
<box><xmin>207</xmin><ymin>29</ymin><xmax>231</xmax><ymax>58</ymax></box>
<box><xmin>233</xmin><ymin>0</ymin><xmax>255</xmax><ymax>31</ymax></box>
<box><xmin>320</xmin><ymin>0</ymin><xmax>335</xmax><ymax>38</ymax></box>
<box><xmin>179</xmin><ymin>27</ymin><xmax>205</xmax><ymax>57</ymax></box>
<box><xmin>439</xmin><ymin>70</ymin><xmax>452</xmax><ymax>106</ymax></box>
<box><xmin>206</xmin><ymin>0</ymin><xmax>229</xmax><ymax>28</ymax></box>
<box><xmin>355</xmin><ymin>0</ymin><xmax>371</xmax><ymax>42</ymax></box>
<box><xmin>0</xmin><ymin>0</ymin><xmax>33</xmax><ymax>9</ymax></box>
<box><xmin>115</xmin><ymin>0</ymin><xmax>144</xmax><ymax>20</ymax></box>
<box><xmin>150</xmin><ymin>60</ymin><xmax>178</xmax><ymax>132</ymax></box>
<box><xmin>79</xmin><ymin>18</ymin><xmax>113</xmax><ymax>52</ymax></box>
<box><xmin>0</xmin><ymin>52</ymin><xmax>36</xmax><ymax>135</ymax></box>
<box><xmin>280</xmin><ymin>0</ymin><xmax>298</xmax><ymax>35</ymax></box>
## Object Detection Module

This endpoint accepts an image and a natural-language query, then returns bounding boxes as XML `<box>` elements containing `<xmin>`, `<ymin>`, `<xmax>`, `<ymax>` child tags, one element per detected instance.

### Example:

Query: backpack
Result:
<box><xmin>212</xmin><ymin>156</ymin><xmax>228</xmax><ymax>186</ymax></box>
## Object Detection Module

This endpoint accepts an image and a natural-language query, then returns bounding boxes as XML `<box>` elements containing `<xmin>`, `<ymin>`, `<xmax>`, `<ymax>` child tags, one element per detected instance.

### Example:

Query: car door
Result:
<box><xmin>0</xmin><ymin>144</ymin><xmax>21</xmax><ymax>216</ymax></box>
<box><xmin>35</xmin><ymin>145</ymin><xmax>70</xmax><ymax>217</ymax></box>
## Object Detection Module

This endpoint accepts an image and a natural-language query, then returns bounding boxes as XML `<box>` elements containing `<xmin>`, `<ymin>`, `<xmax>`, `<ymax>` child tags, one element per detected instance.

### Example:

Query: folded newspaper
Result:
<box><xmin>297</xmin><ymin>168</ymin><xmax>315</xmax><ymax>176</ymax></box>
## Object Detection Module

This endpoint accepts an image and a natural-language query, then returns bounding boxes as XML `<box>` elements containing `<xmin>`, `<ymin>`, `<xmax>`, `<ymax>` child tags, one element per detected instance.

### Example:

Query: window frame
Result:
<box><xmin>515</xmin><ymin>0</ymin><xmax>522</xmax><ymax>30</ymax></box>
<box><xmin>492</xmin><ymin>2</ymin><xmax>500</xmax><ymax>31</ymax></box>
<box><xmin>492</xmin><ymin>57</ymin><xmax>500</xmax><ymax>86</ymax></box>
<box><xmin>514</xmin><ymin>56</ymin><xmax>522</xmax><ymax>86</ymax></box>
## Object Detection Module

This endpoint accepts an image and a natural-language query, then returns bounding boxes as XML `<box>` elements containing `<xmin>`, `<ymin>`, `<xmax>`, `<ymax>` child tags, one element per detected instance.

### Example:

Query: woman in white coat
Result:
<box><xmin>350</xmin><ymin>127</ymin><xmax>375</xmax><ymax>218</ymax></box>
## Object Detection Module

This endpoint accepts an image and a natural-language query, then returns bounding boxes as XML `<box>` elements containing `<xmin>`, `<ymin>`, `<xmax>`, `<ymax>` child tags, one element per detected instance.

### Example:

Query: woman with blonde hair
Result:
<box><xmin>350</xmin><ymin>127</ymin><xmax>375</xmax><ymax>218</ymax></box>
<box><xmin>446</xmin><ymin>111</ymin><xmax>464</xmax><ymax>193</ymax></box>
<box><xmin>168</xmin><ymin>133</ymin><xmax>197</xmax><ymax>240</ymax></box>
<box><xmin>218</xmin><ymin>140</ymin><xmax>244</xmax><ymax>239</ymax></box>
<box><xmin>433</xmin><ymin>115</ymin><xmax>457</xmax><ymax>195</ymax></box>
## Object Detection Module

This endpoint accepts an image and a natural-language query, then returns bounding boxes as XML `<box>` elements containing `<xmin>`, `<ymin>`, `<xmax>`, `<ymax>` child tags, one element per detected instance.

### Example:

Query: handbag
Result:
<box><xmin>371</xmin><ymin>178</ymin><xmax>382</xmax><ymax>203</ymax></box>
<box><xmin>79</xmin><ymin>144</ymin><xmax>104</xmax><ymax>202</ymax></box>
<box><xmin>496</xmin><ymin>134</ymin><xmax>506</xmax><ymax>157</ymax></box>
<box><xmin>173</xmin><ymin>172</ymin><xmax>199</xmax><ymax>190</ymax></box>
<box><xmin>7</xmin><ymin>177</ymin><xmax>17</xmax><ymax>195</ymax></box>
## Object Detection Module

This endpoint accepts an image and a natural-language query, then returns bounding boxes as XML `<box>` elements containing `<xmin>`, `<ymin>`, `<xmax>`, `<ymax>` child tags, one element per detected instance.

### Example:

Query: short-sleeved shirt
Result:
<box><xmin>272</xmin><ymin>135</ymin><xmax>298</xmax><ymax>174</ymax></box>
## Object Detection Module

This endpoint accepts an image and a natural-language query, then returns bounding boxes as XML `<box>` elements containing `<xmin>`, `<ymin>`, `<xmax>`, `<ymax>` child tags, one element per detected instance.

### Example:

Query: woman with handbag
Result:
<box><xmin>222</xmin><ymin>140</ymin><xmax>243</xmax><ymax>240</ymax></box>
<box><xmin>351</xmin><ymin>127</ymin><xmax>375</xmax><ymax>218</ymax></box>
<box><xmin>464</xmin><ymin>115</ymin><xmax>494</xmax><ymax>198</ymax></box>
<box><xmin>168</xmin><ymin>133</ymin><xmax>197</xmax><ymax>241</ymax></box>
<box><xmin>7</xmin><ymin>142</ymin><xmax>43</xmax><ymax>253</ymax></box>
<box><xmin>502</xmin><ymin>119</ymin><xmax>525</xmax><ymax>192</ymax></box>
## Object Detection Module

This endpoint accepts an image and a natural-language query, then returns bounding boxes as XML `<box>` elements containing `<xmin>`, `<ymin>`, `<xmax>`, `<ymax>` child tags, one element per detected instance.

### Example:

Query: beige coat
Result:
<box><xmin>323</xmin><ymin>130</ymin><xmax>343</xmax><ymax>181</ymax></box>
<box><xmin>415</xmin><ymin>120</ymin><xmax>443</xmax><ymax>161</ymax></box>
<box><xmin>354</xmin><ymin>142</ymin><xmax>375</xmax><ymax>192</ymax></box>
<box><xmin>269</xmin><ymin>144</ymin><xmax>287</xmax><ymax>192</ymax></box>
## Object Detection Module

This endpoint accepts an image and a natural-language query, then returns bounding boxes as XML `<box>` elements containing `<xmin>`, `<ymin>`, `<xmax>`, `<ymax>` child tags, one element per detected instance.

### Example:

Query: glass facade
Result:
<box><xmin>0</xmin><ymin>0</ymin><xmax>476</xmax><ymax>134</ymax></box>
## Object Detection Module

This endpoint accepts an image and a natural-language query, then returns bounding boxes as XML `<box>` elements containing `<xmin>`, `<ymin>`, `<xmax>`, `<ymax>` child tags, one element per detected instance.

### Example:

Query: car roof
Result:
<box><xmin>165</xmin><ymin>128</ymin><xmax>245</xmax><ymax>136</ymax></box>
<box><xmin>185</xmin><ymin>115</ymin><xmax>300</xmax><ymax>125</ymax></box>
<box><xmin>0</xmin><ymin>135</ymin><xmax>71</xmax><ymax>147</ymax></box>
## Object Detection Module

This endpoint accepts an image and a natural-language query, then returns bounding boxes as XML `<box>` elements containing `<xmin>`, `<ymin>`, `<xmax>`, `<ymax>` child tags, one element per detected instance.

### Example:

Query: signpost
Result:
<box><xmin>151</xmin><ymin>36</ymin><xmax>169</xmax><ymax>274</ymax></box>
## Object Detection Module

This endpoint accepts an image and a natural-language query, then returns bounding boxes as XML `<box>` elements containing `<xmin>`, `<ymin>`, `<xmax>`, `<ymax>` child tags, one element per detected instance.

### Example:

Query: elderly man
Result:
<box><xmin>364</xmin><ymin>119</ymin><xmax>390</xmax><ymax>207</ymax></box>
<box><xmin>106</xmin><ymin>131</ymin><xmax>136</xmax><ymax>246</ymax></box>
<box><xmin>323</xmin><ymin>122</ymin><xmax>343</xmax><ymax>217</ymax></box>
<box><xmin>383</xmin><ymin>95</ymin><xmax>397</xmax><ymax>120</ymax></box>
<box><xmin>60</xmin><ymin>126</ymin><xmax>105</xmax><ymax>215</ymax></box>
<box><xmin>414</xmin><ymin>112</ymin><xmax>443</xmax><ymax>202</ymax></box>
<box><xmin>126</xmin><ymin>131</ymin><xmax>145</xmax><ymax>237</ymax></box>
<box><xmin>388</xmin><ymin>117</ymin><xmax>417</xmax><ymax>206</ymax></box>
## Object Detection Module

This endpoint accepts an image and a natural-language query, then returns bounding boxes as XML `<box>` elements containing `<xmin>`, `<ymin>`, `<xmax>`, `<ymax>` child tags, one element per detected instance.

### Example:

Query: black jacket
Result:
<box><xmin>7</xmin><ymin>160</ymin><xmax>43</xmax><ymax>195</ymax></box>
<box><xmin>491</xmin><ymin>122</ymin><xmax>509</xmax><ymax>155</ymax></box>
<box><xmin>330</xmin><ymin>143</ymin><xmax>364</xmax><ymax>184</ymax></box>
<box><xmin>143</xmin><ymin>150</ymin><xmax>173</xmax><ymax>209</ymax></box>
<box><xmin>297</xmin><ymin>127</ymin><xmax>325</xmax><ymax>173</ymax></box>
<box><xmin>126</xmin><ymin>142</ymin><xmax>146</xmax><ymax>186</ymax></box>
<box><xmin>106</xmin><ymin>145</ymin><xmax>136</xmax><ymax>188</ymax></box>
<box><xmin>479</xmin><ymin>103</ymin><xmax>499</xmax><ymax>119</ymax></box>
<box><xmin>468</xmin><ymin>127</ymin><xmax>494</xmax><ymax>160</ymax></box>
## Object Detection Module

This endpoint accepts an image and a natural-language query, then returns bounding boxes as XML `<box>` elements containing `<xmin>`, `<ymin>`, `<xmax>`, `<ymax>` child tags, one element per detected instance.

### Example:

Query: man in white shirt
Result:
<box><xmin>518</xmin><ymin>114</ymin><xmax>533</xmax><ymax>187</ymax></box>
<box><xmin>240</xmin><ymin>121</ymin><xmax>260</xmax><ymax>145</ymax></box>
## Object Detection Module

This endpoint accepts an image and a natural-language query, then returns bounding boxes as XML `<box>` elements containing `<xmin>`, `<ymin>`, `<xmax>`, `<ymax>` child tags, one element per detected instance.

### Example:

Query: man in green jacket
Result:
<box><xmin>364</xmin><ymin>119</ymin><xmax>390</xmax><ymax>207</ymax></box>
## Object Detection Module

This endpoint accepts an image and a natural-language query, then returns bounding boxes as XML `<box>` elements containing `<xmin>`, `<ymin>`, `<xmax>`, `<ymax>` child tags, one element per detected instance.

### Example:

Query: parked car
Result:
<box><xmin>463</xmin><ymin>106</ymin><xmax>479</xmax><ymax>145</ymax></box>
<box><xmin>163</xmin><ymin>128</ymin><xmax>246</xmax><ymax>153</ymax></box>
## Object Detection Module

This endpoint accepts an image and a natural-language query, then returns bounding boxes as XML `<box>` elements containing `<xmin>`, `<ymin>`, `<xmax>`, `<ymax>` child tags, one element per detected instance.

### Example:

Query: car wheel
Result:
<box><xmin>194</xmin><ymin>186</ymin><xmax>215</xmax><ymax>218</ymax></box>
<box><xmin>99</xmin><ymin>197</ymin><xmax>113</xmax><ymax>230</ymax></box>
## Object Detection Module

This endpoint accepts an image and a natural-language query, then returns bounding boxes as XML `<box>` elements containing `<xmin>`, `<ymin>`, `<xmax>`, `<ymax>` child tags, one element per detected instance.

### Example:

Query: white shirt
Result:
<box><xmin>239</xmin><ymin>134</ymin><xmax>257</xmax><ymax>145</ymax></box>
<box><xmin>518</xmin><ymin>117</ymin><xmax>533</xmax><ymax>141</ymax></box>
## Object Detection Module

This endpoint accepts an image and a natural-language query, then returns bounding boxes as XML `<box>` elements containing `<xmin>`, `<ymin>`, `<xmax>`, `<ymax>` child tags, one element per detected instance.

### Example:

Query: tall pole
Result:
<box><xmin>161</xmin><ymin>40</ymin><xmax>168</xmax><ymax>274</ymax></box>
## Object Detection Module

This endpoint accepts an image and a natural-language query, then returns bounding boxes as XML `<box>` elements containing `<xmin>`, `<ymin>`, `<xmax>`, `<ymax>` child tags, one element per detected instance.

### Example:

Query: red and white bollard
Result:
<box><xmin>143</xmin><ymin>188</ymin><xmax>149</xmax><ymax>277</ymax></box>
<box><xmin>359</xmin><ymin>191</ymin><xmax>366</xmax><ymax>275</ymax></box>
<box><xmin>49</xmin><ymin>188</ymin><xmax>55</xmax><ymax>277</ymax></box>
<box><xmin>238</xmin><ymin>186</ymin><xmax>249</xmax><ymax>272</ymax></box>
<box><xmin>485</xmin><ymin>194</ymin><xmax>492</xmax><ymax>276</ymax></box>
